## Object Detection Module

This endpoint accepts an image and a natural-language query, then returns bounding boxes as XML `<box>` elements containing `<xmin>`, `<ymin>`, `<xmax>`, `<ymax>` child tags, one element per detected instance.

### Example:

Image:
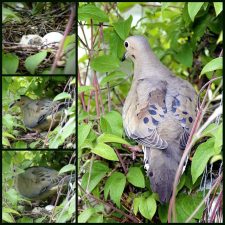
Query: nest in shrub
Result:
<box><xmin>2</xmin><ymin>2</ymin><xmax>75</xmax><ymax>74</ymax></box>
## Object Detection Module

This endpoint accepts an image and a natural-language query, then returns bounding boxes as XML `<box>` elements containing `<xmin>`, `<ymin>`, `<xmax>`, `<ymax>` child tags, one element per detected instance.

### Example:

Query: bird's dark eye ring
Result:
<box><xmin>124</xmin><ymin>41</ymin><xmax>128</xmax><ymax>48</ymax></box>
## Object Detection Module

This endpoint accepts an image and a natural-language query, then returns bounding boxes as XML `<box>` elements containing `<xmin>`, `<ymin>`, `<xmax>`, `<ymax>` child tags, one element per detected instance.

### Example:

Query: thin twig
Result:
<box><xmin>114</xmin><ymin>148</ymin><xmax>128</xmax><ymax>174</ymax></box>
<box><xmin>78</xmin><ymin>184</ymin><xmax>140</xmax><ymax>223</ymax></box>
<box><xmin>50</xmin><ymin>4</ymin><xmax>75</xmax><ymax>74</ymax></box>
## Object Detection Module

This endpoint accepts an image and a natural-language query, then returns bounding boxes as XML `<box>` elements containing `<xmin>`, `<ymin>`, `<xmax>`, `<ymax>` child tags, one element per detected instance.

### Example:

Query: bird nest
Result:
<box><xmin>2</xmin><ymin>2</ymin><xmax>75</xmax><ymax>74</ymax></box>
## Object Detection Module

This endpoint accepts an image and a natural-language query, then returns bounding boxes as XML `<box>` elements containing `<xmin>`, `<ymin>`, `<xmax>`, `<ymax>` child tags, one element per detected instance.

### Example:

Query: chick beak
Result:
<box><xmin>121</xmin><ymin>52</ymin><xmax>127</xmax><ymax>62</ymax></box>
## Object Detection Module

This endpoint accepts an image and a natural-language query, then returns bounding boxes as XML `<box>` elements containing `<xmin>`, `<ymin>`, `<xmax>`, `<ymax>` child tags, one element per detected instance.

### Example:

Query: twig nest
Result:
<box><xmin>42</xmin><ymin>32</ymin><xmax>63</xmax><ymax>48</ymax></box>
<box><xmin>19</xmin><ymin>35</ymin><xmax>43</xmax><ymax>47</ymax></box>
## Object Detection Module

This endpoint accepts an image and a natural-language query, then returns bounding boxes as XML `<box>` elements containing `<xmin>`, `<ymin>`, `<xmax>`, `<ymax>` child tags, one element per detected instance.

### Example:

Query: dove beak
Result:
<box><xmin>121</xmin><ymin>52</ymin><xmax>127</xmax><ymax>62</ymax></box>
<box><xmin>9</xmin><ymin>102</ymin><xmax>15</xmax><ymax>108</ymax></box>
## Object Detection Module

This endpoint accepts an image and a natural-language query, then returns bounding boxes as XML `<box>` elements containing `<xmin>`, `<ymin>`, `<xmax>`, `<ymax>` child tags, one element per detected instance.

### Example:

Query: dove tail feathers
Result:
<box><xmin>143</xmin><ymin>143</ymin><xmax>183</xmax><ymax>204</ymax></box>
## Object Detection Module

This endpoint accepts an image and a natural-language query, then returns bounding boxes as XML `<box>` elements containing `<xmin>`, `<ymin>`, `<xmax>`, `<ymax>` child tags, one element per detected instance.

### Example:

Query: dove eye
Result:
<box><xmin>124</xmin><ymin>41</ymin><xmax>128</xmax><ymax>48</ymax></box>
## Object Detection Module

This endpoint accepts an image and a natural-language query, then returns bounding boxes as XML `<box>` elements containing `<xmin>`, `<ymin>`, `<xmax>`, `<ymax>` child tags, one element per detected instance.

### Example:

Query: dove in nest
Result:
<box><xmin>14</xmin><ymin>166</ymin><xmax>75</xmax><ymax>200</ymax></box>
<box><xmin>10</xmin><ymin>95</ymin><xmax>70</xmax><ymax>133</ymax></box>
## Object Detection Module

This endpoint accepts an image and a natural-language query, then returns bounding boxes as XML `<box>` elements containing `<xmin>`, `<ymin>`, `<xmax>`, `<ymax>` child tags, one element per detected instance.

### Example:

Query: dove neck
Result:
<box><xmin>133</xmin><ymin>50</ymin><xmax>166</xmax><ymax>79</ymax></box>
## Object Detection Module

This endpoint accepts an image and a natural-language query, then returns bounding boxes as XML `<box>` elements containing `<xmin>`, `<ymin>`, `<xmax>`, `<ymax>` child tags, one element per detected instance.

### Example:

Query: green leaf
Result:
<box><xmin>200</xmin><ymin>57</ymin><xmax>222</xmax><ymax>76</ymax></box>
<box><xmin>3</xmin><ymin>207</ymin><xmax>20</xmax><ymax>215</ymax></box>
<box><xmin>25</xmin><ymin>51</ymin><xmax>47</xmax><ymax>74</ymax></box>
<box><xmin>2</xmin><ymin>53</ymin><xmax>19</xmax><ymax>74</ymax></box>
<box><xmin>109</xmin><ymin>32</ymin><xmax>125</xmax><ymax>58</ymax></box>
<box><xmin>3</xmin><ymin>137</ymin><xmax>10</xmax><ymax>147</ymax></box>
<box><xmin>133</xmin><ymin>197</ymin><xmax>141</xmax><ymax>215</ymax></box>
<box><xmin>59</xmin><ymin>164</ymin><xmax>75</xmax><ymax>174</ymax></box>
<box><xmin>92</xmin><ymin>143</ymin><xmax>119</xmax><ymax>161</ymax></box>
<box><xmin>78</xmin><ymin>85</ymin><xmax>94</xmax><ymax>94</ymax></box>
<box><xmin>201</xmin><ymin>123</ymin><xmax>218</xmax><ymax>137</ymax></box>
<box><xmin>18</xmin><ymin>217</ymin><xmax>33</xmax><ymax>223</ymax></box>
<box><xmin>78</xmin><ymin>123</ymin><xmax>92</xmax><ymax>148</ymax></box>
<box><xmin>191</xmin><ymin>138</ymin><xmax>215</xmax><ymax>183</ymax></box>
<box><xmin>97</xmin><ymin>133</ymin><xmax>130</xmax><ymax>145</ymax></box>
<box><xmin>14</xmin><ymin>141</ymin><xmax>27</xmax><ymax>149</ymax></box>
<box><xmin>100</xmin><ymin>117</ymin><xmax>112</xmax><ymax>134</ymax></box>
<box><xmin>158</xmin><ymin>204</ymin><xmax>169</xmax><ymax>223</ymax></box>
<box><xmin>78</xmin><ymin>4</ymin><xmax>108</xmax><ymax>22</ymax></box>
<box><xmin>81</xmin><ymin>161</ymin><xmax>109</xmax><ymax>193</ymax></box>
<box><xmin>139</xmin><ymin>195</ymin><xmax>157</xmax><ymax>220</ymax></box>
<box><xmin>177</xmin><ymin>174</ymin><xmax>186</xmax><ymax>193</ymax></box>
<box><xmin>2</xmin><ymin>7</ymin><xmax>21</xmax><ymax>22</ymax></box>
<box><xmin>127</xmin><ymin>167</ymin><xmax>145</xmax><ymax>188</ymax></box>
<box><xmin>88</xmin><ymin>214</ymin><xmax>103</xmax><ymax>223</ymax></box>
<box><xmin>100</xmin><ymin>71</ymin><xmax>126</xmax><ymax>86</ymax></box>
<box><xmin>100</xmin><ymin>111</ymin><xmax>123</xmax><ymax>137</ymax></box>
<box><xmin>78</xmin><ymin>208</ymin><xmax>95</xmax><ymax>223</ymax></box>
<box><xmin>53</xmin><ymin>92</ymin><xmax>71</xmax><ymax>101</ymax></box>
<box><xmin>117</xmin><ymin>2</ymin><xmax>137</xmax><ymax>12</ymax></box>
<box><xmin>213</xmin><ymin>123</ymin><xmax>222</xmax><ymax>153</ymax></box>
<box><xmin>188</xmin><ymin>2</ymin><xmax>204</xmax><ymax>21</ymax></box>
<box><xmin>175</xmin><ymin>43</ymin><xmax>193</xmax><ymax>67</ymax></box>
<box><xmin>3</xmin><ymin>114</ymin><xmax>15</xmax><ymax>130</ymax></box>
<box><xmin>104</xmin><ymin>172</ymin><xmax>126</xmax><ymax>207</ymax></box>
<box><xmin>217</xmin><ymin>31</ymin><xmax>223</xmax><ymax>44</ymax></box>
<box><xmin>90</xmin><ymin>55</ymin><xmax>120</xmax><ymax>73</ymax></box>
<box><xmin>2</xmin><ymin>212</ymin><xmax>14</xmax><ymax>223</ymax></box>
<box><xmin>210</xmin><ymin>154</ymin><xmax>222</xmax><ymax>164</ymax></box>
<box><xmin>213</xmin><ymin>3</ymin><xmax>223</xmax><ymax>16</ymax></box>
<box><xmin>113</xmin><ymin>15</ymin><xmax>133</xmax><ymax>40</ymax></box>
<box><xmin>175</xmin><ymin>192</ymin><xmax>204</xmax><ymax>222</ymax></box>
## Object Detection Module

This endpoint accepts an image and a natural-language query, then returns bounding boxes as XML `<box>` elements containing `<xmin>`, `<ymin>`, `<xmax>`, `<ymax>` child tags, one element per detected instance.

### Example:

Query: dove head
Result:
<box><xmin>9</xmin><ymin>95</ymin><xmax>32</xmax><ymax>109</ymax></box>
<box><xmin>122</xmin><ymin>36</ymin><xmax>151</xmax><ymax>62</ymax></box>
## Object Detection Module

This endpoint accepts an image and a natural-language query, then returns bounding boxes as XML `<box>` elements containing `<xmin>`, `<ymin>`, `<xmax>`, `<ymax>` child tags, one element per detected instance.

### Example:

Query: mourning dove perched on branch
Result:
<box><xmin>10</xmin><ymin>95</ymin><xmax>69</xmax><ymax>132</ymax></box>
<box><xmin>14</xmin><ymin>166</ymin><xmax>75</xmax><ymax>200</ymax></box>
<box><xmin>122</xmin><ymin>36</ymin><xmax>197</xmax><ymax>203</ymax></box>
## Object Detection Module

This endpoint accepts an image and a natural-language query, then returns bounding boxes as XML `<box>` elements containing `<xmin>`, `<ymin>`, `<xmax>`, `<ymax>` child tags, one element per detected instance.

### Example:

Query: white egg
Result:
<box><xmin>19</xmin><ymin>35</ymin><xmax>43</xmax><ymax>46</ymax></box>
<box><xmin>42</xmin><ymin>32</ymin><xmax>63</xmax><ymax>48</ymax></box>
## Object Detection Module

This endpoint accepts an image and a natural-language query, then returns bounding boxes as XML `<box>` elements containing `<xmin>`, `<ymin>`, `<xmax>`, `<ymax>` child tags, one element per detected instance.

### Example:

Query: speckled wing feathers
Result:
<box><xmin>123</xmin><ymin>77</ymin><xmax>196</xmax><ymax>151</ymax></box>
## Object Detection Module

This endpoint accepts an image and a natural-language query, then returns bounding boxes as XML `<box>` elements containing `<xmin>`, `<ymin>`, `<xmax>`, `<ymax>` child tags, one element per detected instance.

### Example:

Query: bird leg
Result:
<box><xmin>21</xmin><ymin>131</ymin><xmax>40</xmax><ymax>139</ymax></box>
<box><xmin>122</xmin><ymin>144</ymin><xmax>142</xmax><ymax>160</ymax></box>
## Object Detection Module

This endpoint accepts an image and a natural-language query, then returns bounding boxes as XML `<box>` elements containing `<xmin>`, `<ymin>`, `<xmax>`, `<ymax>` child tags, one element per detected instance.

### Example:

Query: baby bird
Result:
<box><xmin>19</xmin><ymin>35</ymin><xmax>43</xmax><ymax>47</ymax></box>
<box><xmin>10</xmin><ymin>95</ymin><xmax>68</xmax><ymax>132</ymax></box>
<box><xmin>14</xmin><ymin>166</ymin><xmax>75</xmax><ymax>200</ymax></box>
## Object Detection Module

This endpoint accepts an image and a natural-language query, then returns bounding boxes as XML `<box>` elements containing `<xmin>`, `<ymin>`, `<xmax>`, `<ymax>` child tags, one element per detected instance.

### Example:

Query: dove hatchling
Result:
<box><xmin>14</xmin><ymin>166</ymin><xmax>75</xmax><ymax>200</ymax></box>
<box><xmin>10</xmin><ymin>95</ymin><xmax>68</xmax><ymax>132</ymax></box>
<box><xmin>122</xmin><ymin>36</ymin><xmax>197</xmax><ymax>203</ymax></box>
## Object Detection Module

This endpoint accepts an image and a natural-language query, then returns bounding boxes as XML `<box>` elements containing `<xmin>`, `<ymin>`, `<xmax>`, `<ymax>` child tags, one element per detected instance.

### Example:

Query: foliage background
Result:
<box><xmin>78</xmin><ymin>2</ymin><xmax>222</xmax><ymax>223</ymax></box>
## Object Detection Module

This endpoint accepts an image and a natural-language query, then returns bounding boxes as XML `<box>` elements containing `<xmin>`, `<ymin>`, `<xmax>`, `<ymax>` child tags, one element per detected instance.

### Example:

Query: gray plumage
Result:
<box><xmin>10</xmin><ymin>95</ymin><xmax>67</xmax><ymax>132</ymax></box>
<box><xmin>122</xmin><ymin>36</ymin><xmax>197</xmax><ymax>203</ymax></box>
<box><xmin>14</xmin><ymin>166</ymin><xmax>75</xmax><ymax>200</ymax></box>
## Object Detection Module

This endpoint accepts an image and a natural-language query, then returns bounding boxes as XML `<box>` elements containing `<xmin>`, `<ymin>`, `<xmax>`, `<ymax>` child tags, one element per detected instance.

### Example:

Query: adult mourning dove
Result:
<box><xmin>14</xmin><ymin>166</ymin><xmax>75</xmax><ymax>200</ymax></box>
<box><xmin>10</xmin><ymin>95</ymin><xmax>68</xmax><ymax>132</ymax></box>
<box><xmin>122</xmin><ymin>36</ymin><xmax>197</xmax><ymax>203</ymax></box>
